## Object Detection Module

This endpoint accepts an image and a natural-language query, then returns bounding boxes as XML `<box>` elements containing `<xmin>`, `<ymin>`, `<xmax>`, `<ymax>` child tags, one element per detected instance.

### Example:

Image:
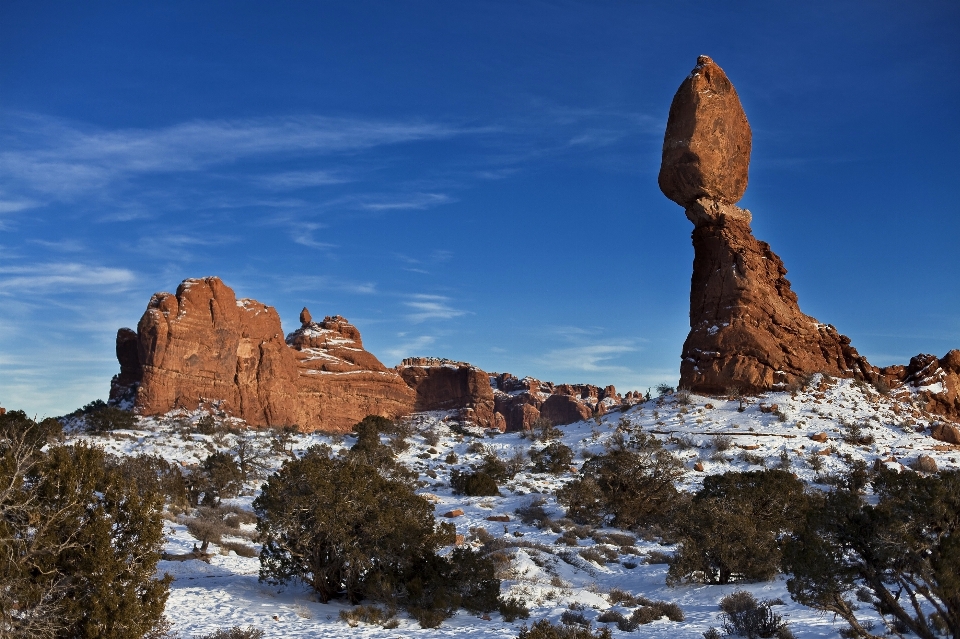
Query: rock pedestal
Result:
<box><xmin>660</xmin><ymin>57</ymin><xmax>874</xmax><ymax>393</ymax></box>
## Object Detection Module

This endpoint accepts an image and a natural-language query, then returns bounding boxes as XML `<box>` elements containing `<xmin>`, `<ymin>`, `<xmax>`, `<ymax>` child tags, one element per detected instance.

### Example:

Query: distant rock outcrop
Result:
<box><xmin>286</xmin><ymin>311</ymin><xmax>416</xmax><ymax>432</ymax></box>
<box><xmin>133</xmin><ymin>277</ymin><xmax>301</xmax><ymax>426</ymax></box>
<box><xmin>659</xmin><ymin>55</ymin><xmax>960</xmax><ymax>424</ymax></box>
<box><xmin>115</xmin><ymin>277</ymin><xmax>629</xmax><ymax>432</ymax></box>
<box><xmin>398</xmin><ymin>358</ymin><xmax>503</xmax><ymax>431</ymax></box>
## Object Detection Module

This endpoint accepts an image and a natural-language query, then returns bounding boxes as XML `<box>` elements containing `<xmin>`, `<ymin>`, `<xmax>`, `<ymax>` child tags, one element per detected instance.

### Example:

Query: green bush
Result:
<box><xmin>531</xmin><ymin>442</ymin><xmax>574</xmax><ymax>474</ymax></box>
<box><xmin>0</xmin><ymin>436</ymin><xmax>170</xmax><ymax>638</ymax></box>
<box><xmin>517</xmin><ymin>619</ymin><xmax>612</xmax><ymax>639</ymax></box>
<box><xmin>200</xmin><ymin>451</ymin><xmax>243</xmax><ymax>505</ymax></box>
<box><xmin>0</xmin><ymin>409</ymin><xmax>62</xmax><ymax>447</ymax></box>
<box><xmin>784</xmin><ymin>468</ymin><xmax>960</xmax><ymax>639</ymax></box>
<box><xmin>254</xmin><ymin>446</ymin><xmax>499</xmax><ymax>626</ymax></box>
<box><xmin>499</xmin><ymin>596</ymin><xmax>530</xmax><ymax>621</ymax></box>
<box><xmin>73</xmin><ymin>399</ymin><xmax>136</xmax><ymax>433</ymax></box>
<box><xmin>450</xmin><ymin>469</ymin><xmax>500</xmax><ymax>496</ymax></box>
<box><xmin>557</xmin><ymin>431</ymin><xmax>683</xmax><ymax>529</ymax></box>
<box><xmin>668</xmin><ymin>470</ymin><xmax>809</xmax><ymax>585</ymax></box>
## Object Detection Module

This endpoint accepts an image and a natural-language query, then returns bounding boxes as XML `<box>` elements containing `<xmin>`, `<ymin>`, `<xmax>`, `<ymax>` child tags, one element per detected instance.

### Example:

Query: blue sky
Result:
<box><xmin>1</xmin><ymin>1</ymin><xmax>958</xmax><ymax>417</ymax></box>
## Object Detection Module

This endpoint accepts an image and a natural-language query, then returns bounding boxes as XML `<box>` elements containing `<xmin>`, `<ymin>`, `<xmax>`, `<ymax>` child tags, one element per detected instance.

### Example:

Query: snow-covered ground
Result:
<box><xmin>67</xmin><ymin>375</ymin><xmax>960</xmax><ymax>638</ymax></box>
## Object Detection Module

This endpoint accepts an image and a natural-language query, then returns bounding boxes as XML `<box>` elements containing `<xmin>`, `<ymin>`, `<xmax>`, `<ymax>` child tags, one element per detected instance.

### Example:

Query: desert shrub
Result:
<box><xmin>531</xmin><ymin>442</ymin><xmax>574</xmax><ymax>474</ymax></box>
<box><xmin>499</xmin><ymin>596</ymin><xmax>530</xmax><ymax>621</ymax></box>
<box><xmin>0</xmin><ymin>438</ymin><xmax>170</xmax><ymax>638</ymax></box>
<box><xmin>231</xmin><ymin>435</ymin><xmax>271</xmax><ymax>482</ymax></box>
<box><xmin>530</xmin><ymin>417</ymin><xmax>562</xmax><ymax>441</ymax></box>
<box><xmin>557</xmin><ymin>431</ymin><xmax>683</xmax><ymax>530</ymax></box>
<box><xmin>349</xmin><ymin>415</ymin><xmax>411</xmax><ymax>477</ymax></box>
<box><xmin>783</xmin><ymin>468</ymin><xmax>960</xmax><ymax>639</ymax></box>
<box><xmin>656</xmin><ymin>383</ymin><xmax>674</xmax><ymax>397</ymax></box>
<box><xmin>713</xmin><ymin>435</ymin><xmax>733</xmax><ymax>453</ymax></box>
<box><xmin>450</xmin><ymin>469</ymin><xmax>500</xmax><ymax>496</ymax></box>
<box><xmin>668</xmin><ymin>470</ymin><xmax>809</xmax><ymax>585</ymax></box>
<box><xmin>78</xmin><ymin>400</ymin><xmax>136</xmax><ymax>433</ymax></box>
<box><xmin>200</xmin><ymin>451</ymin><xmax>243</xmax><ymax>505</ymax></box>
<box><xmin>338</xmin><ymin>604</ymin><xmax>395</xmax><ymax>627</ymax></box>
<box><xmin>607</xmin><ymin>587</ymin><xmax>636</xmax><ymax>606</ymax></box>
<box><xmin>718</xmin><ymin>591</ymin><xmax>792</xmax><ymax>639</ymax></box>
<box><xmin>635</xmin><ymin>600</ymin><xmax>684</xmax><ymax>623</ymax></box>
<box><xmin>254</xmin><ymin>447</ymin><xmax>498</xmax><ymax>625</ymax></box>
<box><xmin>516</xmin><ymin>497</ymin><xmax>552</xmax><ymax>528</ymax></box>
<box><xmin>423</xmin><ymin>428</ymin><xmax>441</xmax><ymax>447</ymax></box>
<box><xmin>445</xmin><ymin>451</ymin><xmax>458</xmax><ymax>464</ymax></box>
<box><xmin>479</xmin><ymin>452</ymin><xmax>511</xmax><ymax>482</ymax></box>
<box><xmin>194</xmin><ymin>414</ymin><xmax>223</xmax><ymax>435</ymax></box>
<box><xmin>518</xmin><ymin>619</ymin><xmax>612</xmax><ymax>639</ymax></box>
<box><xmin>561</xmin><ymin>610</ymin><xmax>589</xmax><ymax>626</ymax></box>
<box><xmin>0</xmin><ymin>409</ymin><xmax>62</xmax><ymax>446</ymax></box>
<box><xmin>110</xmin><ymin>452</ymin><xmax>190</xmax><ymax>510</ymax></box>
<box><xmin>186</xmin><ymin>513</ymin><xmax>231</xmax><ymax>552</ymax></box>
<box><xmin>841</xmin><ymin>421</ymin><xmax>875</xmax><ymax>446</ymax></box>
<box><xmin>195</xmin><ymin>627</ymin><xmax>265</xmax><ymax>639</ymax></box>
<box><xmin>220</xmin><ymin>540</ymin><xmax>257</xmax><ymax>557</ymax></box>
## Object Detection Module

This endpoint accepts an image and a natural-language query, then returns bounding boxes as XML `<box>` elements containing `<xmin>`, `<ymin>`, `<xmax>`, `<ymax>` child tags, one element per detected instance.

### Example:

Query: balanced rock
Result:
<box><xmin>659</xmin><ymin>55</ymin><xmax>752</xmax><ymax>208</ymax></box>
<box><xmin>660</xmin><ymin>57</ymin><xmax>875</xmax><ymax>394</ymax></box>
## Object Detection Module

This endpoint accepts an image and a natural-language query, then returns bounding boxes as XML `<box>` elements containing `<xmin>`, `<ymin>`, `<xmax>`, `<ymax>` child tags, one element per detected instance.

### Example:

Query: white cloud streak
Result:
<box><xmin>0</xmin><ymin>263</ymin><xmax>136</xmax><ymax>293</ymax></box>
<box><xmin>0</xmin><ymin>113</ymin><xmax>465</xmax><ymax>199</ymax></box>
<box><xmin>404</xmin><ymin>294</ymin><xmax>467</xmax><ymax>323</ymax></box>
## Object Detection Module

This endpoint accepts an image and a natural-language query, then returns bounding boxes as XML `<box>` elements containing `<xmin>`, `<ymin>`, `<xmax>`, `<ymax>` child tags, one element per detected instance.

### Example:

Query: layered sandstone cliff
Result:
<box><xmin>112</xmin><ymin>277</ymin><xmax>625</xmax><ymax>431</ymax></box>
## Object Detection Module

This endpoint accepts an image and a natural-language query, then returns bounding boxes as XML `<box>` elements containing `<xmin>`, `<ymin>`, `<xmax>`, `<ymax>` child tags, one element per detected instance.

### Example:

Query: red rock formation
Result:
<box><xmin>660</xmin><ymin>56</ymin><xmax>960</xmax><ymax>424</ymax></box>
<box><xmin>660</xmin><ymin>57</ymin><xmax>877</xmax><ymax>394</ymax></box>
<box><xmin>398</xmin><ymin>358</ymin><xmax>502</xmax><ymax>430</ymax></box>
<box><xmin>286</xmin><ymin>312</ymin><xmax>415</xmax><ymax>432</ymax></box>
<box><xmin>109</xmin><ymin>327</ymin><xmax>142</xmax><ymax>405</ymax></box>
<box><xmin>126</xmin><ymin>278</ymin><xmax>413</xmax><ymax>431</ymax></box>
<box><xmin>659</xmin><ymin>55</ymin><xmax>751</xmax><ymax>208</ymax></box>
<box><xmin>539</xmin><ymin>394</ymin><xmax>592</xmax><ymax>425</ymax></box>
<box><xmin>135</xmin><ymin>278</ymin><xmax>300</xmax><ymax>426</ymax></box>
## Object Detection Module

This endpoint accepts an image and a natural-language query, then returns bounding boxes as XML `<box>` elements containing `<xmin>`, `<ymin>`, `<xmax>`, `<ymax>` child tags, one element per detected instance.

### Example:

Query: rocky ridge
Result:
<box><xmin>112</xmin><ymin>278</ymin><xmax>625</xmax><ymax>432</ymax></box>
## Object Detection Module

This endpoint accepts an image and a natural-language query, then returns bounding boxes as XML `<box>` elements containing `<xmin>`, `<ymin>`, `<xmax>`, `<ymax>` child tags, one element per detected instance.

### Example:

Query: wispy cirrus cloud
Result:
<box><xmin>0</xmin><ymin>112</ymin><xmax>468</xmax><ymax>200</ymax></box>
<box><xmin>404</xmin><ymin>294</ymin><xmax>467</xmax><ymax>323</ymax></box>
<box><xmin>536</xmin><ymin>341</ymin><xmax>637</xmax><ymax>374</ymax></box>
<box><xmin>383</xmin><ymin>334</ymin><xmax>437</xmax><ymax>361</ymax></box>
<box><xmin>0</xmin><ymin>262</ymin><xmax>136</xmax><ymax>293</ymax></box>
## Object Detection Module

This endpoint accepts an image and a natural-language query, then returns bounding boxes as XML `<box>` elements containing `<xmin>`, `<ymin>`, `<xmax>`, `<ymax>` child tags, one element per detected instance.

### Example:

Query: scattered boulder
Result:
<box><xmin>810</xmin><ymin>432</ymin><xmax>829</xmax><ymax>443</ymax></box>
<box><xmin>443</xmin><ymin>509</ymin><xmax>465</xmax><ymax>518</ymax></box>
<box><xmin>915</xmin><ymin>455</ymin><xmax>938</xmax><ymax>473</ymax></box>
<box><xmin>930</xmin><ymin>422</ymin><xmax>960</xmax><ymax>446</ymax></box>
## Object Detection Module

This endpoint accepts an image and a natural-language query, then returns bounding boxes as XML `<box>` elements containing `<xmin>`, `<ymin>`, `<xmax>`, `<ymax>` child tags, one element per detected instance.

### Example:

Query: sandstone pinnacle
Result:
<box><xmin>659</xmin><ymin>55</ymin><xmax>752</xmax><ymax>210</ymax></box>
<box><xmin>300</xmin><ymin>307</ymin><xmax>312</xmax><ymax>326</ymax></box>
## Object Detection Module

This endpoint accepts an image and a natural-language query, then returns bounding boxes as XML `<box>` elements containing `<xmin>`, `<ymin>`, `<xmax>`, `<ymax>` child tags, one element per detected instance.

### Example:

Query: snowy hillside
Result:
<box><xmin>66</xmin><ymin>375</ymin><xmax>960</xmax><ymax>639</ymax></box>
